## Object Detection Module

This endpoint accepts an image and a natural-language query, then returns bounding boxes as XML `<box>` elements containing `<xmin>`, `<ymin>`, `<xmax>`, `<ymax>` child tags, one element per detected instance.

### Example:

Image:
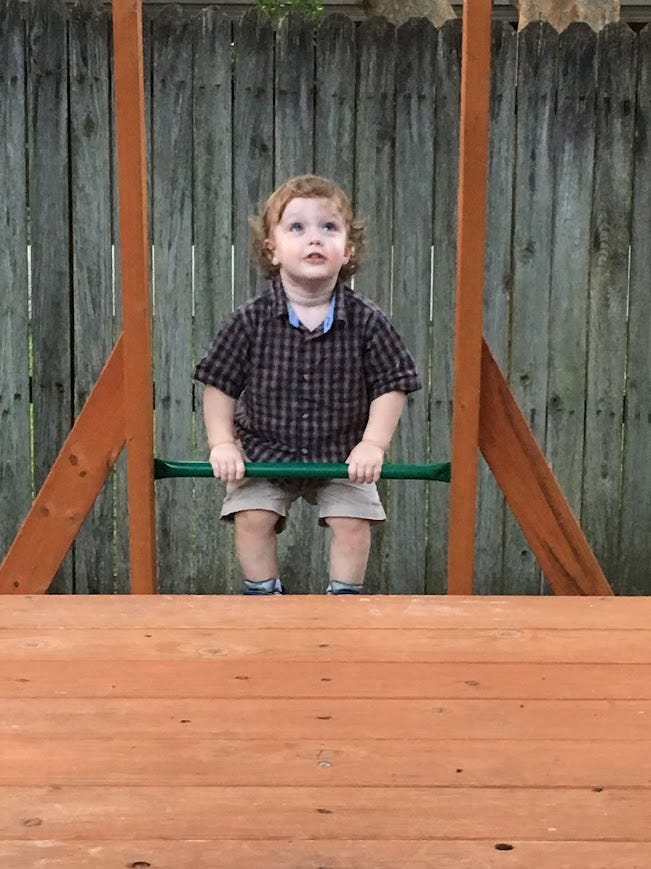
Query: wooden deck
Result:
<box><xmin>0</xmin><ymin>594</ymin><xmax>649</xmax><ymax>868</ymax></box>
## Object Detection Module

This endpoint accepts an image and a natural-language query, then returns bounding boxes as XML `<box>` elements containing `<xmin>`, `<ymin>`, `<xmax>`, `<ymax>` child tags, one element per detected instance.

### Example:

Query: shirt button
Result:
<box><xmin>301</xmin><ymin>448</ymin><xmax>309</xmax><ymax>456</ymax></box>
<box><xmin>303</xmin><ymin>373</ymin><xmax>310</xmax><ymax>381</ymax></box>
<box><xmin>302</xmin><ymin>412</ymin><xmax>310</xmax><ymax>419</ymax></box>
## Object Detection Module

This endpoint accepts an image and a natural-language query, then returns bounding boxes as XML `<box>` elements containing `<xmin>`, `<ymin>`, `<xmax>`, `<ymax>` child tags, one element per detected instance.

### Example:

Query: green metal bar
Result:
<box><xmin>154</xmin><ymin>458</ymin><xmax>451</xmax><ymax>483</ymax></box>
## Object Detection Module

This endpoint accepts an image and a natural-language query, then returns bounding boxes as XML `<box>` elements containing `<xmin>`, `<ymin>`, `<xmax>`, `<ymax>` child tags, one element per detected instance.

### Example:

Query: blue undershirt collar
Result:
<box><xmin>287</xmin><ymin>296</ymin><xmax>336</xmax><ymax>334</ymax></box>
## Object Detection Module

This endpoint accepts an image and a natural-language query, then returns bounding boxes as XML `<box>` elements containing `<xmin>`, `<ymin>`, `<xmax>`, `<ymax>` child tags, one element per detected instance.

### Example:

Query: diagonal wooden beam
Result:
<box><xmin>479</xmin><ymin>339</ymin><xmax>613</xmax><ymax>595</ymax></box>
<box><xmin>0</xmin><ymin>338</ymin><xmax>126</xmax><ymax>595</ymax></box>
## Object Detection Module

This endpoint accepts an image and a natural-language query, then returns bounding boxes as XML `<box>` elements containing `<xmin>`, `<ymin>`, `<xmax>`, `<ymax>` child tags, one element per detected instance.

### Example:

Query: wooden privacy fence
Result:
<box><xmin>1</xmin><ymin>0</ymin><xmax>649</xmax><ymax>595</ymax></box>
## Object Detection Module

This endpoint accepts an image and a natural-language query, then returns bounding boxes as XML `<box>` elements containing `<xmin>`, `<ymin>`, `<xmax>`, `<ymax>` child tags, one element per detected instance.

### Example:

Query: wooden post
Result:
<box><xmin>447</xmin><ymin>0</ymin><xmax>492</xmax><ymax>593</ymax></box>
<box><xmin>113</xmin><ymin>0</ymin><xmax>157</xmax><ymax>593</ymax></box>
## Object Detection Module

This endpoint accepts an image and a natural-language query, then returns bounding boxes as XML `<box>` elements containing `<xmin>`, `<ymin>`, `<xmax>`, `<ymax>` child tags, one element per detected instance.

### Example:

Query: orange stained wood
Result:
<box><xmin>448</xmin><ymin>0</ymin><xmax>493</xmax><ymax>594</ymax></box>
<box><xmin>479</xmin><ymin>340</ymin><xmax>613</xmax><ymax>595</ymax></box>
<box><xmin>0</xmin><ymin>340</ymin><xmax>126</xmax><ymax>595</ymax></box>
<box><xmin>1</xmin><ymin>594</ymin><xmax>649</xmax><ymax>868</ymax></box>
<box><xmin>112</xmin><ymin>0</ymin><xmax>157</xmax><ymax>594</ymax></box>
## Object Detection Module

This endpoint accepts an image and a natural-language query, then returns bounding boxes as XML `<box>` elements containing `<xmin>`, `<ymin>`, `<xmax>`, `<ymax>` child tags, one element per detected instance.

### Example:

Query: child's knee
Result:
<box><xmin>234</xmin><ymin>509</ymin><xmax>280</xmax><ymax>536</ymax></box>
<box><xmin>327</xmin><ymin>516</ymin><xmax>371</xmax><ymax>549</ymax></box>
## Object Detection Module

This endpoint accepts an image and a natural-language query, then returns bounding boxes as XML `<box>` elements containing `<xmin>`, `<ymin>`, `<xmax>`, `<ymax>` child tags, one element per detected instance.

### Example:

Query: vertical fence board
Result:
<box><xmin>475</xmin><ymin>21</ymin><xmax>516</xmax><ymax>594</ymax></box>
<box><xmin>69</xmin><ymin>0</ymin><xmax>115</xmax><ymax>593</ymax></box>
<box><xmin>315</xmin><ymin>15</ymin><xmax>356</xmax><ymax>192</ymax></box>
<box><xmin>388</xmin><ymin>19</ymin><xmax>436</xmax><ymax>594</ymax></box>
<box><xmin>546</xmin><ymin>23</ymin><xmax>596</xmax><ymax>557</ymax></box>
<box><xmin>503</xmin><ymin>22</ymin><xmax>557</xmax><ymax>594</ymax></box>
<box><xmin>28</xmin><ymin>0</ymin><xmax>73</xmax><ymax>593</ymax></box>
<box><xmin>354</xmin><ymin>16</ymin><xmax>396</xmax><ymax>591</ymax></box>
<box><xmin>427</xmin><ymin>18</ymin><xmax>461</xmax><ymax>594</ymax></box>
<box><xmin>582</xmin><ymin>22</ymin><xmax>637</xmax><ymax>584</ymax></box>
<box><xmin>273</xmin><ymin>12</ymin><xmax>323</xmax><ymax>594</ymax></box>
<box><xmin>192</xmin><ymin>10</ymin><xmax>236</xmax><ymax>594</ymax></box>
<box><xmin>313</xmin><ymin>15</ymin><xmax>357</xmax><ymax>591</ymax></box>
<box><xmin>152</xmin><ymin>7</ymin><xmax>194</xmax><ymax>593</ymax></box>
<box><xmin>0</xmin><ymin>0</ymin><xmax>30</xmax><ymax>563</ymax></box>
<box><xmin>275</xmin><ymin>11</ymin><xmax>314</xmax><ymax>180</ymax></box>
<box><xmin>233</xmin><ymin>9</ymin><xmax>273</xmax><ymax>306</ymax></box>
<box><xmin>616</xmin><ymin>24</ymin><xmax>650</xmax><ymax>594</ymax></box>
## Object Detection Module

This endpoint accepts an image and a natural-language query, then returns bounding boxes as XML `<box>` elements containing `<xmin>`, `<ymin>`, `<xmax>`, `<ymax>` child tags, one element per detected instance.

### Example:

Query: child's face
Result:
<box><xmin>266</xmin><ymin>197</ymin><xmax>352</xmax><ymax>292</ymax></box>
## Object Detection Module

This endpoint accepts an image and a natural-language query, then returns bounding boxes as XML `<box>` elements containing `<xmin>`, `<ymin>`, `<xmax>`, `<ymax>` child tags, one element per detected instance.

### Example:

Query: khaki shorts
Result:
<box><xmin>220</xmin><ymin>477</ymin><xmax>386</xmax><ymax>533</ymax></box>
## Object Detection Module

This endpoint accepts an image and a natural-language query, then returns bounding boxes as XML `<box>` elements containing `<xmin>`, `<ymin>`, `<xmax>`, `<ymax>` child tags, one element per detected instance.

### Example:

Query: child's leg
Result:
<box><xmin>325</xmin><ymin>516</ymin><xmax>372</xmax><ymax>586</ymax></box>
<box><xmin>233</xmin><ymin>509</ymin><xmax>281</xmax><ymax>581</ymax></box>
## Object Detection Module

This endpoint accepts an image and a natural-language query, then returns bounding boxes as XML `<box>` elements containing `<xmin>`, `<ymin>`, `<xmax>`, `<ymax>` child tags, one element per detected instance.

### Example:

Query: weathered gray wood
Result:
<box><xmin>353</xmin><ymin>16</ymin><xmax>395</xmax><ymax>311</ymax></box>
<box><xmin>0</xmin><ymin>0</ymin><xmax>30</xmax><ymax>565</ymax></box>
<box><xmin>315</xmin><ymin>14</ymin><xmax>356</xmax><ymax>191</ymax></box>
<box><xmin>274</xmin><ymin>11</ymin><xmax>314</xmax><ymax>180</ymax></box>
<box><xmin>191</xmin><ymin>9</ymin><xmax>237</xmax><ymax>594</ymax></box>
<box><xmin>28</xmin><ymin>0</ymin><xmax>73</xmax><ymax>593</ymax></box>
<box><xmin>427</xmin><ymin>18</ymin><xmax>461</xmax><ymax>594</ymax></box>
<box><xmin>386</xmin><ymin>18</ymin><xmax>437</xmax><ymax>594</ymax></box>
<box><xmin>233</xmin><ymin>9</ymin><xmax>274</xmax><ymax>306</ymax></box>
<box><xmin>502</xmin><ymin>22</ymin><xmax>557</xmax><ymax>594</ymax></box>
<box><xmin>545</xmin><ymin>23</ymin><xmax>597</xmax><ymax>576</ymax></box>
<box><xmin>353</xmin><ymin>17</ymin><xmax>396</xmax><ymax>593</ymax></box>
<box><xmin>152</xmin><ymin>6</ymin><xmax>194</xmax><ymax>593</ymax></box>
<box><xmin>582</xmin><ymin>22</ymin><xmax>637</xmax><ymax>584</ymax></box>
<box><xmin>616</xmin><ymin>24</ymin><xmax>650</xmax><ymax>594</ymax></box>
<box><xmin>69</xmin><ymin>0</ymin><xmax>115</xmax><ymax>594</ymax></box>
<box><xmin>273</xmin><ymin>12</ymin><xmax>323</xmax><ymax>594</ymax></box>
<box><xmin>475</xmin><ymin>21</ymin><xmax>517</xmax><ymax>594</ymax></box>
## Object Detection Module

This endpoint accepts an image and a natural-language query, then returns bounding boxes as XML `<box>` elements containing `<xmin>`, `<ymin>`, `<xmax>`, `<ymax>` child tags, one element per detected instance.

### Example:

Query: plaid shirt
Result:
<box><xmin>194</xmin><ymin>279</ymin><xmax>422</xmax><ymax>463</ymax></box>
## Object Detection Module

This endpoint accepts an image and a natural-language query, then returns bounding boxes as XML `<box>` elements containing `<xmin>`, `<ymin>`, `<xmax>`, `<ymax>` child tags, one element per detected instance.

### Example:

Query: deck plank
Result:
<box><xmin>0</xmin><ymin>839</ymin><xmax>649</xmax><ymax>869</ymax></box>
<box><xmin>2</xmin><ymin>659</ymin><xmax>649</xmax><ymax>698</ymax></box>
<box><xmin>1</xmin><ymin>697</ymin><xmax>650</xmax><ymax>740</ymax></box>
<box><xmin>0</xmin><ymin>785</ymin><xmax>649</xmax><ymax>840</ymax></box>
<box><xmin>1</xmin><ymin>627</ymin><xmax>650</xmax><ymax>662</ymax></box>
<box><xmin>2</xmin><ymin>737</ymin><xmax>649</xmax><ymax>788</ymax></box>
<box><xmin>4</xmin><ymin>593</ymin><xmax>651</xmax><ymax>627</ymax></box>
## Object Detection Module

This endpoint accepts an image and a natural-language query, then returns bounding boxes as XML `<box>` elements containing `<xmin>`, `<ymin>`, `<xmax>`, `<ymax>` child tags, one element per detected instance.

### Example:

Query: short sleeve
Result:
<box><xmin>194</xmin><ymin>309</ymin><xmax>251</xmax><ymax>399</ymax></box>
<box><xmin>363</xmin><ymin>311</ymin><xmax>422</xmax><ymax>402</ymax></box>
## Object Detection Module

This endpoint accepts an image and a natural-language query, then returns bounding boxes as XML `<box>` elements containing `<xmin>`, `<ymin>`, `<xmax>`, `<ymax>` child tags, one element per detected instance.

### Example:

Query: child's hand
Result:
<box><xmin>346</xmin><ymin>440</ymin><xmax>385</xmax><ymax>484</ymax></box>
<box><xmin>209</xmin><ymin>442</ymin><xmax>246</xmax><ymax>482</ymax></box>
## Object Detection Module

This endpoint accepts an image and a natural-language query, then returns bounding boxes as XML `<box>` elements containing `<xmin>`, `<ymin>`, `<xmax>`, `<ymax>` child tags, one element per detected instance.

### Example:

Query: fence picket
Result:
<box><xmin>619</xmin><ymin>25</ymin><xmax>651</xmax><ymax>594</ymax></box>
<box><xmin>28</xmin><ymin>0</ymin><xmax>73</xmax><ymax>593</ymax></box>
<box><xmin>504</xmin><ymin>22</ymin><xmax>557</xmax><ymax>594</ymax></box>
<box><xmin>69</xmin><ymin>0</ymin><xmax>115</xmax><ymax>593</ymax></box>
<box><xmin>0</xmin><ymin>0</ymin><xmax>30</xmax><ymax>565</ymax></box>
<box><xmin>192</xmin><ymin>10</ymin><xmax>236</xmax><ymax>594</ymax></box>
<box><xmin>475</xmin><ymin>21</ymin><xmax>516</xmax><ymax>594</ymax></box>
<box><xmin>582</xmin><ymin>23</ymin><xmax>637</xmax><ymax>582</ymax></box>
<box><xmin>152</xmin><ymin>7</ymin><xmax>194</xmax><ymax>594</ymax></box>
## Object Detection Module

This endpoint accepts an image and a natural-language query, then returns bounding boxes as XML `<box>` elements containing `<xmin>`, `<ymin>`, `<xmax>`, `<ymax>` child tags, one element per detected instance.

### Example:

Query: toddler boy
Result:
<box><xmin>194</xmin><ymin>175</ymin><xmax>421</xmax><ymax>595</ymax></box>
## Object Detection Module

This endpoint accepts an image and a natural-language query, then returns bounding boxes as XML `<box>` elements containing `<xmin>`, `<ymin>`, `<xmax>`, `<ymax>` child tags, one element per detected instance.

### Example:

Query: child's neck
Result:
<box><xmin>282</xmin><ymin>280</ymin><xmax>334</xmax><ymax>308</ymax></box>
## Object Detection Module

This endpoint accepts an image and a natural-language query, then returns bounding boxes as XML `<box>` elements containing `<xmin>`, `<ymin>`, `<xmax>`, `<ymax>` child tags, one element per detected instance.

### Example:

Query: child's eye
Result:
<box><xmin>289</xmin><ymin>221</ymin><xmax>303</xmax><ymax>232</ymax></box>
<box><xmin>323</xmin><ymin>221</ymin><xmax>338</xmax><ymax>232</ymax></box>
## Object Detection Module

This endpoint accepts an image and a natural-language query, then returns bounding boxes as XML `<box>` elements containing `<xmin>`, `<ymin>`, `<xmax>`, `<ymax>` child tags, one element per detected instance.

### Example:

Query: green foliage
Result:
<box><xmin>253</xmin><ymin>0</ymin><xmax>324</xmax><ymax>26</ymax></box>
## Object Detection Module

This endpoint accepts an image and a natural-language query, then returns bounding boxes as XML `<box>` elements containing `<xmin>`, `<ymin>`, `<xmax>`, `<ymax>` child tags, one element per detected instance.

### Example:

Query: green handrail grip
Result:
<box><xmin>154</xmin><ymin>458</ymin><xmax>451</xmax><ymax>483</ymax></box>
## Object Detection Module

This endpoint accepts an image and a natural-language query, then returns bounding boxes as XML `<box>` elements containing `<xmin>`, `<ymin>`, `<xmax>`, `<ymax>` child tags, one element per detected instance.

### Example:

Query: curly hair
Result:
<box><xmin>249</xmin><ymin>175</ymin><xmax>366</xmax><ymax>282</ymax></box>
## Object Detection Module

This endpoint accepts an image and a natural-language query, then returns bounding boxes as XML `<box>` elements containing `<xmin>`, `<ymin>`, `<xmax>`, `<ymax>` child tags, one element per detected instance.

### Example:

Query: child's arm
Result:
<box><xmin>203</xmin><ymin>385</ymin><xmax>246</xmax><ymax>482</ymax></box>
<box><xmin>346</xmin><ymin>390</ymin><xmax>407</xmax><ymax>483</ymax></box>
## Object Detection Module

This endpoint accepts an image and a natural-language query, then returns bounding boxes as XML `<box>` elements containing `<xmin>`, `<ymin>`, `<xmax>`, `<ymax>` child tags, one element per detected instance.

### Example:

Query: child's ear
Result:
<box><xmin>264</xmin><ymin>238</ymin><xmax>279</xmax><ymax>266</ymax></box>
<box><xmin>343</xmin><ymin>241</ymin><xmax>353</xmax><ymax>263</ymax></box>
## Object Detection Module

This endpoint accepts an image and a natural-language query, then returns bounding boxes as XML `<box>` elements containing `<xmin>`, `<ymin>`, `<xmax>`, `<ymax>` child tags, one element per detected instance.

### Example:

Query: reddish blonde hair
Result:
<box><xmin>249</xmin><ymin>175</ymin><xmax>366</xmax><ymax>282</ymax></box>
